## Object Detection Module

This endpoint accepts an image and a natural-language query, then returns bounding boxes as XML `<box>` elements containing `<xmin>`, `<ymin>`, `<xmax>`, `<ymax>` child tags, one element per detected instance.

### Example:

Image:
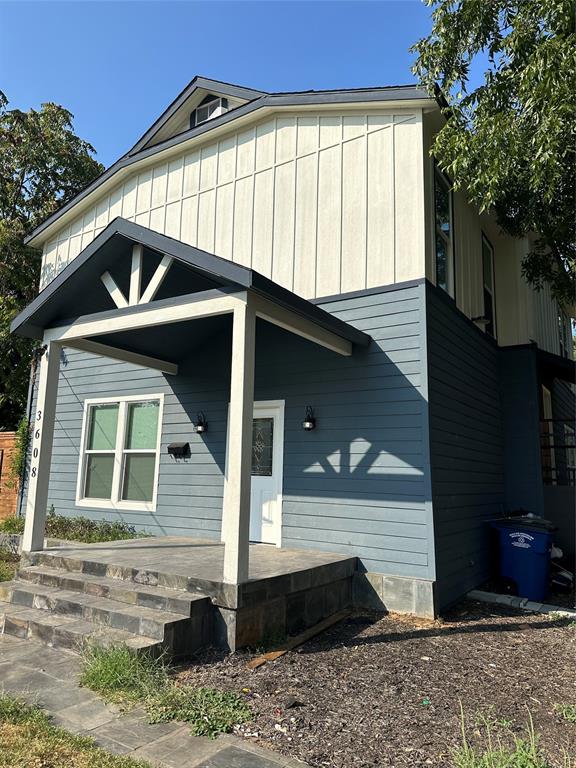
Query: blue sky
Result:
<box><xmin>0</xmin><ymin>1</ymin><xmax>433</xmax><ymax>168</ymax></box>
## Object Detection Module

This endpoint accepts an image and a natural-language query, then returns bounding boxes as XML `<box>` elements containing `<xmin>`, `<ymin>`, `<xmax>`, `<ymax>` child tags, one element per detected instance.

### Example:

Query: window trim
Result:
<box><xmin>481</xmin><ymin>232</ymin><xmax>497</xmax><ymax>339</ymax></box>
<box><xmin>76</xmin><ymin>394</ymin><xmax>164</xmax><ymax>512</ymax></box>
<box><xmin>432</xmin><ymin>162</ymin><xmax>455</xmax><ymax>298</ymax></box>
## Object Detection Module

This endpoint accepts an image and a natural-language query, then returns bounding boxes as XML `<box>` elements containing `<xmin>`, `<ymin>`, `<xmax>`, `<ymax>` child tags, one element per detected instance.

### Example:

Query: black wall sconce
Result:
<box><xmin>194</xmin><ymin>411</ymin><xmax>208</xmax><ymax>434</ymax></box>
<box><xmin>302</xmin><ymin>406</ymin><xmax>316</xmax><ymax>431</ymax></box>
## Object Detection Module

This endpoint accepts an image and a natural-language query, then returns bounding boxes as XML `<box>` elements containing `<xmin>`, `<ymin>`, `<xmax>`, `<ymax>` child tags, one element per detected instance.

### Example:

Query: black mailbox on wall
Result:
<box><xmin>167</xmin><ymin>442</ymin><xmax>190</xmax><ymax>457</ymax></box>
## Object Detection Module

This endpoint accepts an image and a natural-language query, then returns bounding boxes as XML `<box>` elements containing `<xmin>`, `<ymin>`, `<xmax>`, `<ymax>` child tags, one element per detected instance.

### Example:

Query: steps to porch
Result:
<box><xmin>0</xmin><ymin>537</ymin><xmax>357</xmax><ymax>654</ymax></box>
<box><xmin>0</xmin><ymin>562</ymin><xmax>212</xmax><ymax>656</ymax></box>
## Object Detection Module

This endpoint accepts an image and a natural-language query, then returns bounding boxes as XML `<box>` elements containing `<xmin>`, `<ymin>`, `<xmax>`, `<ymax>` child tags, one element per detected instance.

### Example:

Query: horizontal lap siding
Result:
<box><xmin>426</xmin><ymin>285</ymin><xmax>505</xmax><ymax>609</ymax></box>
<box><xmin>24</xmin><ymin>283</ymin><xmax>434</xmax><ymax>581</ymax></box>
<box><xmin>41</xmin><ymin>342</ymin><xmax>231</xmax><ymax>538</ymax></box>
<box><xmin>254</xmin><ymin>283</ymin><xmax>434</xmax><ymax>580</ymax></box>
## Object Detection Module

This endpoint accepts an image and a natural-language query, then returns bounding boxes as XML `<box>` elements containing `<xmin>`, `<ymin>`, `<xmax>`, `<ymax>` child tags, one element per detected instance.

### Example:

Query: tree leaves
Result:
<box><xmin>0</xmin><ymin>93</ymin><xmax>103</xmax><ymax>429</ymax></box>
<box><xmin>412</xmin><ymin>0</ymin><xmax>575</xmax><ymax>305</ymax></box>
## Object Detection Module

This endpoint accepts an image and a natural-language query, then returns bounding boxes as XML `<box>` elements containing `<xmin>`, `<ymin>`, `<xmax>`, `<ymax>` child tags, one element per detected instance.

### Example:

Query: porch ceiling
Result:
<box><xmin>12</xmin><ymin>218</ymin><xmax>370</xmax><ymax>352</ymax></box>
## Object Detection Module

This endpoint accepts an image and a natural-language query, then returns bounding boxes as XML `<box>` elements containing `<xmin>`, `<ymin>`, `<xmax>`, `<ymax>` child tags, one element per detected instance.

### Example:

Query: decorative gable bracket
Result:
<box><xmin>100</xmin><ymin>245</ymin><xmax>173</xmax><ymax>308</ymax></box>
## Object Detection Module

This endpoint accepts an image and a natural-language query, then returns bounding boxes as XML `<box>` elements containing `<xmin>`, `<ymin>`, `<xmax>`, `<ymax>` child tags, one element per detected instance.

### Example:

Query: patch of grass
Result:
<box><xmin>0</xmin><ymin>546</ymin><xmax>19</xmax><ymax>582</ymax></box>
<box><xmin>0</xmin><ymin>509</ymin><xmax>147</xmax><ymax>543</ymax></box>
<box><xmin>79</xmin><ymin>645</ymin><xmax>166</xmax><ymax>706</ymax></box>
<box><xmin>0</xmin><ymin>693</ymin><xmax>151</xmax><ymax>767</ymax></box>
<box><xmin>80</xmin><ymin>645</ymin><xmax>251</xmax><ymax>739</ymax></box>
<box><xmin>554</xmin><ymin>703</ymin><xmax>576</xmax><ymax>723</ymax></box>
<box><xmin>454</xmin><ymin>707</ymin><xmax>561</xmax><ymax>768</ymax></box>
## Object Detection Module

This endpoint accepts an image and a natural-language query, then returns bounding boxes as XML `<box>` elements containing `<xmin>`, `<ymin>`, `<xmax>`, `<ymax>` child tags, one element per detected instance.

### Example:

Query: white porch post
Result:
<box><xmin>21</xmin><ymin>340</ymin><xmax>61</xmax><ymax>552</ymax></box>
<box><xmin>222</xmin><ymin>300</ymin><xmax>256</xmax><ymax>584</ymax></box>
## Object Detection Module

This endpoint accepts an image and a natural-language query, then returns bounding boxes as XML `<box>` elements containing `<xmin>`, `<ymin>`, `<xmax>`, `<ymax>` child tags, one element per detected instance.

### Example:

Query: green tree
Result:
<box><xmin>412</xmin><ymin>0</ymin><xmax>575</xmax><ymax>305</ymax></box>
<box><xmin>0</xmin><ymin>92</ymin><xmax>103</xmax><ymax>429</ymax></box>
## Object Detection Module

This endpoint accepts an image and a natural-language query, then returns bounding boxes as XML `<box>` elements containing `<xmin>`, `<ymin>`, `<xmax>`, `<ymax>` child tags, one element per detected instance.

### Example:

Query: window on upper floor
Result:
<box><xmin>558</xmin><ymin>312</ymin><xmax>569</xmax><ymax>358</ymax></box>
<box><xmin>433</xmin><ymin>164</ymin><xmax>454</xmax><ymax>297</ymax></box>
<box><xmin>190</xmin><ymin>96</ymin><xmax>229</xmax><ymax>129</ymax></box>
<box><xmin>482</xmin><ymin>234</ymin><xmax>497</xmax><ymax>339</ymax></box>
<box><xmin>77</xmin><ymin>395</ymin><xmax>163</xmax><ymax>511</ymax></box>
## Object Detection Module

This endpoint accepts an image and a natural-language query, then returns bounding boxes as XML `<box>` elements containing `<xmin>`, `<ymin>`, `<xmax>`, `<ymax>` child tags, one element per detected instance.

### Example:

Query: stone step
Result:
<box><xmin>0</xmin><ymin>601</ymin><xmax>160</xmax><ymax>653</ymax></box>
<box><xmin>0</xmin><ymin>580</ymin><xmax>192</xmax><ymax>642</ymax></box>
<box><xmin>22</xmin><ymin>550</ymin><xmax>195</xmax><ymax>594</ymax></box>
<box><xmin>17</xmin><ymin>564</ymin><xmax>208</xmax><ymax>616</ymax></box>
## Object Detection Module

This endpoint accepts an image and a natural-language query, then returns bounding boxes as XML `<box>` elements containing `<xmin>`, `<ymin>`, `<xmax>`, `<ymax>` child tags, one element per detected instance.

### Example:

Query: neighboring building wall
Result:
<box><xmin>0</xmin><ymin>432</ymin><xmax>18</xmax><ymax>521</ymax></box>
<box><xmin>40</xmin><ymin>110</ymin><xmax>426</xmax><ymax>298</ymax></box>
<box><xmin>426</xmin><ymin>283</ymin><xmax>505</xmax><ymax>610</ymax></box>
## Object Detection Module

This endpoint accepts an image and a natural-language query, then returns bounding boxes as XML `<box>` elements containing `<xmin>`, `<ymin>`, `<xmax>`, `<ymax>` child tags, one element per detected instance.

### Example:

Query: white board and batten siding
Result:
<box><xmin>40</xmin><ymin>110</ymin><xmax>426</xmax><ymax>299</ymax></box>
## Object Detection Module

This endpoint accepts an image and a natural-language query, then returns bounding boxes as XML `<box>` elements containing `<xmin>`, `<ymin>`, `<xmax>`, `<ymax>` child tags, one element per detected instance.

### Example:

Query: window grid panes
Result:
<box><xmin>434</xmin><ymin>166</ymin><xmax>454</xmax><ymax>295</ymax></box>
<box><xmin>80</xmin><ymin>397</ymin><xmax>161</xmax><ymax>507</ymax></box>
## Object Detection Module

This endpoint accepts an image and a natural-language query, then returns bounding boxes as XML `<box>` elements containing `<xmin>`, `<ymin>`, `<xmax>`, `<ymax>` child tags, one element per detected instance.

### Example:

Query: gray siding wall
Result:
<box><xmin>25</xmin><ymin>282</ymin><xmax>435</xmax><ymax>582</ymax></box>
<box><xmin>261</xmin><ymin>282</ymin><xmax>434</xmax><ymax>580</ymax></box>
<box><xmin>426</xmin><ymin>283</ymin><xmax>505</xmax><ymax>609</ymax></box>
<box><xmin>43</xmin><ymin>338</ymin><xmax>232</xmax><ymax>539</ymax></box>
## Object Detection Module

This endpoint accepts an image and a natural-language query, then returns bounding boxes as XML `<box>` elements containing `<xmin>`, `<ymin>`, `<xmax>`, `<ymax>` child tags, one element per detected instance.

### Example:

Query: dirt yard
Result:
<box><xmin>176</xmin><ymin>601</ymin><xmax>576</xmax><ymax>768</ymax></box>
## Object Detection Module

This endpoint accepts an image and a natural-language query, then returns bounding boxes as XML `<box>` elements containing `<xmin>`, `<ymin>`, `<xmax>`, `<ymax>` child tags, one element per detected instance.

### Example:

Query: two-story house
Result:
<box><xmin>7</xmin><ymin>77</ymin><xmax>575</xmax><ymax>651</ymax></box>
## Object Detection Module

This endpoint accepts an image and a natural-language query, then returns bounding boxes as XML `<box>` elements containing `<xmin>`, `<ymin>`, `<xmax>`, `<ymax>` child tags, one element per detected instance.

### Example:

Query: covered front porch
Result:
<box><xmin>12</xmin><ymin>218</ymin><xmax>370</xmax><ymax>593</ymax></box>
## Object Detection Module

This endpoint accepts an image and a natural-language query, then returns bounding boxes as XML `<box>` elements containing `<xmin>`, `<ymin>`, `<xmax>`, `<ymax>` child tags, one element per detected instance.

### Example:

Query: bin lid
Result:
<box><xmin>490</xmin><ymin>515</ymin><xmax>556</xmax><ymax>533</ymax></box>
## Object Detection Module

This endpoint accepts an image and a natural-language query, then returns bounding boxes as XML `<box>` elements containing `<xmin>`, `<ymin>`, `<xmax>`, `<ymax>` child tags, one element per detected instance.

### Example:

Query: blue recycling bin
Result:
<box><xmin>491</xmin><ymin>518</ymin><xmax>554</xmax><ymax>602</ymax></box>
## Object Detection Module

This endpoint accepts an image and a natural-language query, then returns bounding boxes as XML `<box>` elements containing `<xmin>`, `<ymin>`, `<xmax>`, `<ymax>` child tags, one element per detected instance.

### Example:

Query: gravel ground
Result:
<box><xmin>176</xmin><ymin>601</ymin><xmax>576</xmax><ymax>768</ymax></box>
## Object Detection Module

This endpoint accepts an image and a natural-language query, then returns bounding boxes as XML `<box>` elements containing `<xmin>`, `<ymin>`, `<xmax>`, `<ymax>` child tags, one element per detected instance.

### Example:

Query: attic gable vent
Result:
<box><xmin>190</xmin><ymin>95</ymin><xmax>229</xmax><ymax>128</ymax></box>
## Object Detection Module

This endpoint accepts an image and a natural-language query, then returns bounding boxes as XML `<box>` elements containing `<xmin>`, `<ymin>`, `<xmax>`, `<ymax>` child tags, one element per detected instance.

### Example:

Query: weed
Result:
<box><xmin>148</xmin><ymin>685</ymin><xmax>252</xmax><ymax>739</ymax></box>
<box><xmin>454</xmin><ymin>705</ymin><xmax>555</xmax><ymax>768</ymax></box>
<box><xmin>81</xmin><ymin>645</ymin><xmax>251</xmax><ymax>739</ymax></box>
<box><xmin>0</xmin><ymin>546</ymin><xmax>19</xmax><ymax>582</ymax></box>
<box><xmin>80</xmin><ymin>645</ymin><xmax>167</xmax><ymax>705</ymax></box>
<box><xmin>554</xmin><ymin>703</ymin><xmax>576</xmax><ymax>724</ymax></box>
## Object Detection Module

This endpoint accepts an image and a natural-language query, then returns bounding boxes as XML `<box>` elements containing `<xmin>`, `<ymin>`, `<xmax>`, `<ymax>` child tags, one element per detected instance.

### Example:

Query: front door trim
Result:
<box><xmin>223</xmin><ymin>399</ymin><xmax>285</xmax><ymax>547</ymax></box>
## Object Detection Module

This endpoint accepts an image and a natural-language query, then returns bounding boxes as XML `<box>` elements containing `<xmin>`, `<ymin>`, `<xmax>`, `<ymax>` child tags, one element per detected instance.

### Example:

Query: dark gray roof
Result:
<box><xmin>25</xmin><ymin>79</ymin><xmax>434</xmax><ymax>246</ymax></box>
<box><xmin>128</xmin><ymin>76</ymin><xmax>267</xmax><ymax>156</ymax></box>
<box><xmin>13</xmin><ymin>217</ymin><xmax>371</xmax><ymax>349</ymax></box>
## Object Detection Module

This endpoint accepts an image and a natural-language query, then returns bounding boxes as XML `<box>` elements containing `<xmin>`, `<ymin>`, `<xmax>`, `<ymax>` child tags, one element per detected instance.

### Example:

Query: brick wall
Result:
<box><xmin>0</xmin><ymin>432</ymin><xmax>18</xmax><ymax>520</ymax></box>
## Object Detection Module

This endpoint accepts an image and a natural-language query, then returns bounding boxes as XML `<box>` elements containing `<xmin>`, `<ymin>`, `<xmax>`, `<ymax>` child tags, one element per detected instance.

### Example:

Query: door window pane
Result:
<box><xmin>84</xmin><ymin>454</ymin><xmax>115</xmax><ymax>498</ymax></box>
<box><xmin>87</xmin><ymin>404</ymin><xmax>118</xmax><ymax>450</ymax></box>
<box><xmin>251</xmin><ymin>418</ymin><xmax>273</xmax><ymax>476</ymax></box>
<box><xmin>122</xmin><ymin>454</ymin><xmax>156</xmax><ymax>502</ymax></box>
<box><xmin>125</xmin><ymin>401</ymin><xmax>160</xmax><ymax>449</ymax></box>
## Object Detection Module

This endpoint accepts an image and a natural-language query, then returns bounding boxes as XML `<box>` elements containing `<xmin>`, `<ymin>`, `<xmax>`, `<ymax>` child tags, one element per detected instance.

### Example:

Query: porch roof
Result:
<box><xmin>11</xmin><ymin>218</ymin><xmax>370</xmax><ymax>352</ymax></box>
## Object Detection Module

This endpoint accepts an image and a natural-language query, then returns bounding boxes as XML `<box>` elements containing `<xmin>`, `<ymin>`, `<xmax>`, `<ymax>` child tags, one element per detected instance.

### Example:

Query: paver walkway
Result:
<box><xmin>0</xmin><ymin>634</ymin><xmax>307</xmax><ymax>768</ymax></box>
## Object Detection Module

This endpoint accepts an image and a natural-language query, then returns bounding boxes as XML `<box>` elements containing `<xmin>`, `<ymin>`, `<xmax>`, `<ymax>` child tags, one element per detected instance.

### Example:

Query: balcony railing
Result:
<box><xmin>540</xmin><ymin>418</ymin><xmax>576</xmax><ymax>486</ymax></box>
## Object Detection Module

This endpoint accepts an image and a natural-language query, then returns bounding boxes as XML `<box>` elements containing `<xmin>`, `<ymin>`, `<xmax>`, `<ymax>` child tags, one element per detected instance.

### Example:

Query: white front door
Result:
<box><xmin>249</xmin><ymin>401</ymin><xmax>284</xmax><ymax>546</ymax></box>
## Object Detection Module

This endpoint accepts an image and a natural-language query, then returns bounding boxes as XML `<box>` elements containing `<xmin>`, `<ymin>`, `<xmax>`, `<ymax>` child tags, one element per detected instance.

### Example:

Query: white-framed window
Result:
<box><xmin>558</xmin><ymin>312</ymin><xmax>568</xmax><ymax>358</ymax></box>
<box><xmin>433</xmin><ymin>163</ymin><xmax>455</xmax><ymax>296</ymax></box>
<box><xmin>190</xmin><ymin>96</ymin><xmax>228</xmax><ymax>128</ymax></box>
<box><xmin>76</xmin><ymin>394</ymin><xmax>164</xmax><ymax>511</ymax></box>
<box><xmin>482</xmin><ymin>233</ymin><xmax>497</xmax><ymax>338</ymax></box>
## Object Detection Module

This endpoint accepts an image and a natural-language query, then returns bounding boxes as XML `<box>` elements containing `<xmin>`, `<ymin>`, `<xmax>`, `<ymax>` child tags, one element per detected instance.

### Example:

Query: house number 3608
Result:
<box><xmin>31</xmin><ymin>409</ymin><xmax>42</xmax><ymax>478</ymax></box>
